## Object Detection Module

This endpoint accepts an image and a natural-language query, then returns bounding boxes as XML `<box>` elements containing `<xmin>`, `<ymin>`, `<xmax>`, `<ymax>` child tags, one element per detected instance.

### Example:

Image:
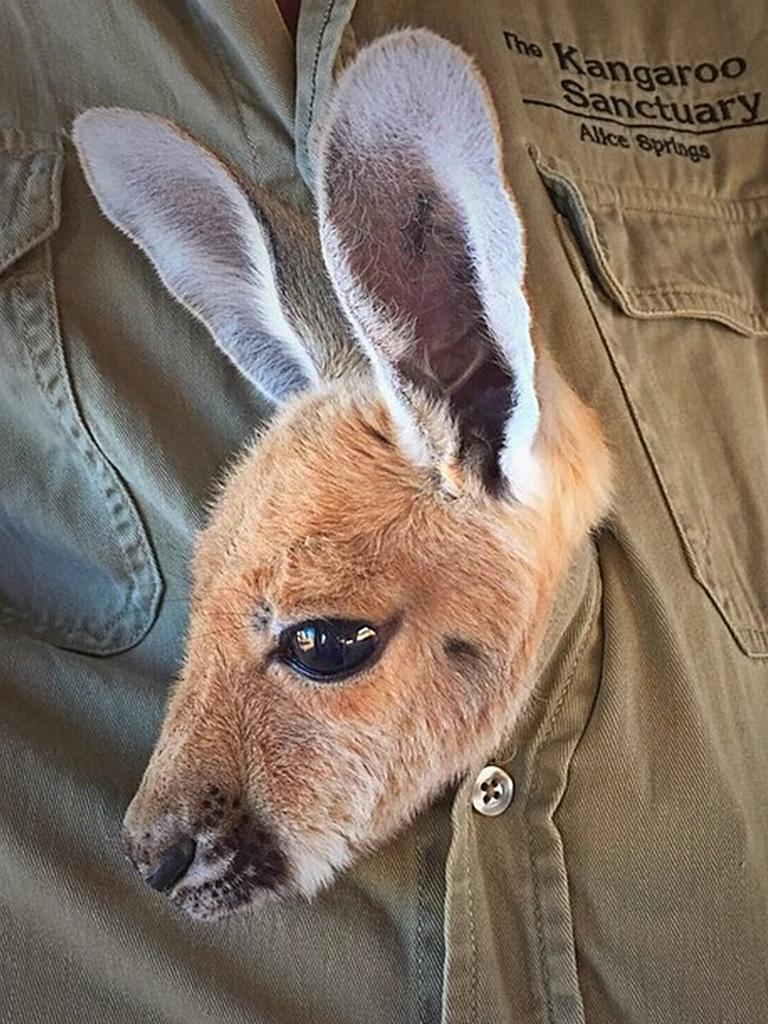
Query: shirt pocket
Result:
<box><xmin>0</xmin><ymin>131</ymin><xmax>162</xmax><ymax>655</ymax></box>
<box><xmin>535</xmin><ymin>152</ymin><xmax>768</xmax><ymax>659</ymax></box>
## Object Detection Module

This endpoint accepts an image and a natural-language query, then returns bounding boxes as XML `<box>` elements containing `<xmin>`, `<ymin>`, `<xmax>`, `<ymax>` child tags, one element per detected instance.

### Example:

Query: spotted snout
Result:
<box><xmin>122</xmin><ymin>785</ymin><xmax>288</xmax><ymax>919</ymax></box>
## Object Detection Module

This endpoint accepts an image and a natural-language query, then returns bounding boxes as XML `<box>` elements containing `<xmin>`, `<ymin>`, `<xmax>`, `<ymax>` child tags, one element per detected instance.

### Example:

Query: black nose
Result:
<box><xmin>145</xmin><ymin>836</ymin><xmax>197</xmax><ymax>892</ymax></box>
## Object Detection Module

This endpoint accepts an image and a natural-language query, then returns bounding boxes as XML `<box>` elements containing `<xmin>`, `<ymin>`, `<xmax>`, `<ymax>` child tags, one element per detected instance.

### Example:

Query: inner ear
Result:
<box><xmin>316</xmin><ymin>30</ymin><xmax>538</xmax><ymax>498</ymax></box>
<box><xmin>378</xmin><ymin>185</ymin><xmax>517</xmax><ymax>491</ymax></box>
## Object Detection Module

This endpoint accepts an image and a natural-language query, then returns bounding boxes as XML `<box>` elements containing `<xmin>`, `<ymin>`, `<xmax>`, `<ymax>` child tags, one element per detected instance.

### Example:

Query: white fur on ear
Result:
<box><xmin>316</xmin><ymin>30</ymin><xmax>541</xmax><ymax>499</ymax></box>
<box><xmin>73</xmin><ymin>108</ymin><xmax>318</xmax><ymax>403</ymax></box>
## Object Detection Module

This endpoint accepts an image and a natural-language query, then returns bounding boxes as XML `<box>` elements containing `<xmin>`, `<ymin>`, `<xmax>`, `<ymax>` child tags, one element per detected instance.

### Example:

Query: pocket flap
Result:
<box><xmin>0</xmin><ymin>131</ymin><xmax>64</xmax><ymax>275</ymax></box>
<box><xmin>534</xmin><ymin>151</ymin><xmax>768</xmax><ymax>337</ymax></box>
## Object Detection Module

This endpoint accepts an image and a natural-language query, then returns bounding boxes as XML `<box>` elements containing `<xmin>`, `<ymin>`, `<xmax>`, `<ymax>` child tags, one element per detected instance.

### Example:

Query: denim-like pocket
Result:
<box><xmin>0</xmin><ymin>130</ymin><xmax>162</xmax><ymax>654</ymax></box>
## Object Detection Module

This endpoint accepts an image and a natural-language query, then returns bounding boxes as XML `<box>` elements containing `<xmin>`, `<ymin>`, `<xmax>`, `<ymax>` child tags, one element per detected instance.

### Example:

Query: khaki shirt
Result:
<box><xmin>1</xmin><ymin>2</ymin><xmax>767</xmax><ymax>1022</ymax></box>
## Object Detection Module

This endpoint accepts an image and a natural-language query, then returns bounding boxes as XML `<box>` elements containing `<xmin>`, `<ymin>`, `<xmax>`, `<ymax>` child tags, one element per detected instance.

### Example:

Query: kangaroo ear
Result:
<box><xmin>317</xmin><ymin>30</ymin><xmax>539</xmax><ymax>497</ymax></box>
<box><xmin>73</xmin><ymin>109</ymin><xmax>318</xmax><ymax>403</ymax></box>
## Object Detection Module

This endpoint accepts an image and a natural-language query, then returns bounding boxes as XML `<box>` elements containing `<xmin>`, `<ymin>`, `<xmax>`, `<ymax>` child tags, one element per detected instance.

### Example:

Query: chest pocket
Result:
<box><xmin>537</xmin><ymin>153</ymin><xmax>768</xmax><ymax>659</ymax></box>
<box><xmin>0</xmin><ymin>132</ymin><xmax>162</xmax><ymax>655</ymax></box>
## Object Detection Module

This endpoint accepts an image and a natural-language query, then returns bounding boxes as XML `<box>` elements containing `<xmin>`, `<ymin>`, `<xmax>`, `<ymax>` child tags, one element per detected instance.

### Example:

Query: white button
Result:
<box><xmin>471</xmin><ymin>765</ymin><xmax>514</xmax><ymax>816</ymax></box>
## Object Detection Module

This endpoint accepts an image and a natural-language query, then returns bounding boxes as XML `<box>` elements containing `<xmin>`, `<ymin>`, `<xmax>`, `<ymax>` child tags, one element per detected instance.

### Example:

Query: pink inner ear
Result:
<box><xmin>325</xmin><ymin>147</ymin><xmax>483</xmax><ymax>383</ymax></box>
<box><xmin>323</xmin><ymin>137</ymin><xmax>516</xmax><ymax>490</ymax></box>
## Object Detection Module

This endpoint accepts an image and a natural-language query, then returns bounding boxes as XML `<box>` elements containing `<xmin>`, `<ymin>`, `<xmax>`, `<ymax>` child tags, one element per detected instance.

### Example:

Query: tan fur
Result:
<box><xmin>124</xmin><ymin>360</ymin><xmax>609</xmax><ymax>916</ymax></box>
<box><xmin>254</xmin><ymin>191</ymin><xmax>367</xmax><ymax>385</ymax></box>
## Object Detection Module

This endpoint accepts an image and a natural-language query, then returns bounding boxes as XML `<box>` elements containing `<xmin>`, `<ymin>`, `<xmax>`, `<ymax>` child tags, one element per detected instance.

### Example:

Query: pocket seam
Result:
<box><xmin>590</xmin><ymin>198</ymin><xmax>768</xmax><ymax>225</ymax></box>
<box><xmin>599</xmin><ymin>282</ymin><xmax>767</xmax><ymax>336</ymax></box>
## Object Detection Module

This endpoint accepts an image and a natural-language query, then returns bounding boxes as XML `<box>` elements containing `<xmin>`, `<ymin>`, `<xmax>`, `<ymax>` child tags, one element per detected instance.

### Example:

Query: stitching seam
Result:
<box><xmin>305</xmin><ymin>0</ymin><xmax>337</xmax><ymax>139</ymax></box>
<box><xmin>525</xmin><ymin>570</ymin><xmax>599</xmax><ymax>1024</ymax></box>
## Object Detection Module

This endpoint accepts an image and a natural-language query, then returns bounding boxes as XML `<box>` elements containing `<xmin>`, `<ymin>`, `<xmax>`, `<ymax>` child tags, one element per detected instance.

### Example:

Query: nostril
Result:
<box><xmin>145</xmin><ymin>836</ymin><xmax>197</xmax><ymax>892</ymax></box>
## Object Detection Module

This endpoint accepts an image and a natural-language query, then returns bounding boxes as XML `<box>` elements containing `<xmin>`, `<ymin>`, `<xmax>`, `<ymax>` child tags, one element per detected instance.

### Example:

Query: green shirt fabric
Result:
<box><xmin>2</xmin><ymin>2</ymin><xmax>768</xmax><ymax>1022</ymax></box>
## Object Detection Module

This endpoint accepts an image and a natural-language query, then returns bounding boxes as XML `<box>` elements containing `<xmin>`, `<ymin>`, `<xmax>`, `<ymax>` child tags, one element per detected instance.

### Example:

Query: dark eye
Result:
<box><xmin>277</xmin><ymin>619</ymin><xmax>380</xmax><ymax>683</ymax></box>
